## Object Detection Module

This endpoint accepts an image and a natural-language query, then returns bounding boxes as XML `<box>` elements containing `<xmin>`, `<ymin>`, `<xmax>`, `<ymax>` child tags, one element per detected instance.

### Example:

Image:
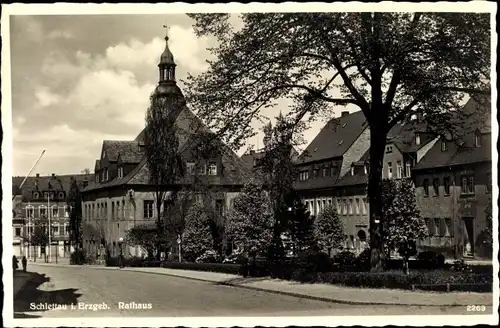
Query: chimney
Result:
<box><xmin>51</xmin><ymin>173</ymin><xmax>56</xmax><ymax>177</ymax></box>
<box><xmin>36</xmin><ymin>173</ymin><xmax>40</xmax><ymax>178</ymax></box>
<box><xmin>341</xmin><ymin>111</ymin><xmax>349</xmax><ymax>117</ymax></box>
<box><xmin>249</xmin><ymin>150</ymin><xmax>255</xmax><ymax>155</ymax></box>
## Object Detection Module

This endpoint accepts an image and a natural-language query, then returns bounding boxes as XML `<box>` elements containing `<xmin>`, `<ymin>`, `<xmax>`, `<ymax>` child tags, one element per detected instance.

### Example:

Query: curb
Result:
<box><xmin>30</xmin><ymin>263</ymin><xmax>489</xmax><ymax>308</ymax></box>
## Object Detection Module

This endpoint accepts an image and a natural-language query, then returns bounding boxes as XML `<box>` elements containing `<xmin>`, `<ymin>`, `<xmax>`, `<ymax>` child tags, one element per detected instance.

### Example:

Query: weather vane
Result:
<box><xmin>163</xmin><ymin>24</ymin><xmax>170</xmax><ymax>40</ymax></box>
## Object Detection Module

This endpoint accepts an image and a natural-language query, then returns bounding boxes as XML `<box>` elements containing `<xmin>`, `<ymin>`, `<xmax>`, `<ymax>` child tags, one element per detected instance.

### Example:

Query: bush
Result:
<box><xmin>105</xmin><ymin>256</ymin><xmax>120</xmax><ymax>267</ymax></box>
<box><xmin>333</xmin><ymin>251</ymin><xmax>357</xmax><ymax>266</ymax></box>
<box><xmin>70</xmin><ymin>249</ymin><xmax>88</xmax><ymax>265</ymax></box>
<box><xmin>354</xmin><ymin>248</ymin><xmax>371</xmax><ymax>271</ymax></box>
<box><xmin>195</xmin><ymin>249</ymin><xmax>222</xmax><ymax>263</ymax></box>
<box><xmin>297</xmin><ymin>250</ymin><xmax>332</xmax><ymax>273</ymax></box>
<box><xmin>289</xmin><ymin>269</ymin><xmax>492</xmax><ymax>292</ymax></box>
<box><xmin>223</xmin><ymin>252</ymin><xmax>248</xmax><ymax>265</ymax></box>
<box><xmin>163</xmin><ymin>262</ymin><xmax>241</xmax><ymax>275</ymax></box>
<box><xmin>416</xmin><ymin>251</ymin><xmax>446</xmax><ymax>269</ymax></box>
<box><xmin>124</xmin><ymin>256</ymin><xmax>145</xmax><ymax>267</ymax></box>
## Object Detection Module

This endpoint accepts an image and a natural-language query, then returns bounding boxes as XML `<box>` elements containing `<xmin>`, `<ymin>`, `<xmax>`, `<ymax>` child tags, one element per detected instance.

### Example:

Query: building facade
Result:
<box><xmin>81</xmin><ymin>31</ymin><xmax>248</xmax><ymax>262</ymax></box>
<box><xmin>12</xmin><ymin>173</ymin><xmax>91</xmax><ymax>259</ymax></box>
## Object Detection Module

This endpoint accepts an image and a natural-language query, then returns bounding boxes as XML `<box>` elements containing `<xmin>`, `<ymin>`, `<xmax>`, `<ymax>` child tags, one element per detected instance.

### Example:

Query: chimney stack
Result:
<box><xmin>36</xmin><ymin>173</ymin><xmax>40</xmax><ymax>178</ymax></box>
<box><xmin>249</xmin><ymin>150</ymin><xmax>255</xmax><ymax>155</ymax></box>
<box><xmin>51</xmin><ymin>173</ymin><xmax>56</xmax><ymax>177</ymax></box>
<box><xmin>341</xmin><ymin>111</ymin><xmax>350</xmax><ymax>117</ymax></box>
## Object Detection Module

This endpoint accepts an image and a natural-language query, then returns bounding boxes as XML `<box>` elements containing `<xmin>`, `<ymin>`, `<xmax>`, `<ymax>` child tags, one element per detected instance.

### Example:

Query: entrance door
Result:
<box><xmin>462</xmin><ymin>217</ymin><xmax>474</xmax><ymax>257</ymax></box>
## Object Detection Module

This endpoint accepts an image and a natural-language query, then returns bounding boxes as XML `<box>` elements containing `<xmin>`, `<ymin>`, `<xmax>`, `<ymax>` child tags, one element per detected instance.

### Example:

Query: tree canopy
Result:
<box><xmin>185</xmin><ymin>12</ymin><xmax>490</xmax><ymax>270</ymax></box>
<box><xmin>313</xmin><ymin>205</ymin><xmax>345</xmax><ymax>255</ymax></box>
<box><xmin>67</xmin><ymin>177</ymin><xmax>83</xmax><ymax>248</ymax></box>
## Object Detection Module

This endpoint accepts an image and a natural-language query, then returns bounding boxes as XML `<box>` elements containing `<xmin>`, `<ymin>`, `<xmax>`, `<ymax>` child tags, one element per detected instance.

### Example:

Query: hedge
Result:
<box><xmin>163</xmin><ymin>262</ymin><xmax>243</xmax><ymax>275</ymax></box>
<box><xmin>290</xmin><ymin>269</ymin><xmax>493</xmax><ymax>292</ymax></box>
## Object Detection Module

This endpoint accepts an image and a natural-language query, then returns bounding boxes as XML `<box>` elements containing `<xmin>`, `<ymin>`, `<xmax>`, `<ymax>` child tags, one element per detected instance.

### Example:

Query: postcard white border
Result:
<box><xmin>2</xmin><ymin>2</ymin><xmax>498</xmax><ymax>327</ymax></box>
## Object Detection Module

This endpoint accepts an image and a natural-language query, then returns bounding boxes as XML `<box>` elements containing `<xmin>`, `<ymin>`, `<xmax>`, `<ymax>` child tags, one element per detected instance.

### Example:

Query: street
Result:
<box><xmin>14</xmin><ymin>264</ymin><xmax>491</xmax><ymax>318</ymax></box>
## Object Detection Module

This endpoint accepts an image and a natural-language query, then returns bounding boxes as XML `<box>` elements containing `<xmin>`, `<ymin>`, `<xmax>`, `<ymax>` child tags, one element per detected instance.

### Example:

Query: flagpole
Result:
<box><xmin>48</xmin><ymin>194</ymin><xmax>52</xmax><ymax>263</ymax></box>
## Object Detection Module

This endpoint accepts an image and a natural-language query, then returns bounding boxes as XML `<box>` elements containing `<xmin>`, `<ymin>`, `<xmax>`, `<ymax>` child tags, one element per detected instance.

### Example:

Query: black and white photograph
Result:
<box><xmin>1</xmin><ymin>2</ymin><xmax>498</xmax><ymax>327</ymax></box>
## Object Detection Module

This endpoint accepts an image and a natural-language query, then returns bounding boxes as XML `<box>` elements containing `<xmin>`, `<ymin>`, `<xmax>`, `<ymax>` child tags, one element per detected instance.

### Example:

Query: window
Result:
<box><xmin>405</xmin><ymin>162</ymin><xmax>412</xmax><ymax>178</ymax></box>
<box><xmin>322</xmin><ymin>167</ymin><xmax>328</xmax><ymax>177</ymax></box>
<box><xmin>313</xmin><ymin>169</ymin><xmax>319</xmax><ymax>178</ymax></box>
<box><xmin>386</xmin><ymin>146</ymin><xmax>393</xmax><ymax>153</ymax></box>
<box><xmin>65</xmin><ymin>206</ymin><xmax>71</xmax><ymax>218</ymax></box>
<box><xmin>65</xmin><ymin>224</ymin><xmax>70</xmax><ymax>234</ymax></box>
<box><xmin>117</xmin><ymin>167</ymin><xmax>123</xmax><ymax>179</ymax></box>
<box><xmin>215</xmin><ymin>199</ymin><xmax>224</xmax><ymax>216</ymax></box>
<box><xmin>350</xmin><ymin>166</ymin><xmax>355</xmax><ymax>176</ymax></box>
<box><xmin>364</xmin><ymin>164</ymin><xmax>368</xmax><ymax>175</ymax></box>
<box><xmin>396</xmin><ymin>161</ymin><xmax>403</xmax><ymax>179</ymax></box>
<box><xmin>299</xmin><ymin>171</ymin><xmax>309</xmax><ymax>181</ymax></box>
<box><xmin>15</xmin><ymin>227</ymin><xmax>21</xmax><ymax>236</ymax></box>
<box><xmin>112</xmin><ymin>202</ymin><xmax>115</xmax><ymax>219</ymax></box>
<box><xmin>33</xmin><ymin>191</ymin><xmax>40</xmax><ymax>199</ymax></box>
<box><xmin>423</xmin><ymin>179</ymin><xmax>430</xmax><ymax>196</ymax></box>
<box><xmin>433</xmin><ymin>218</ymin><xmax>440</xmax><ymax>236</ymax></box>
<box><xmin>415</xmin><ymin>133</ymin><xmax>421</xmax><ymax>145</ymax></box>
<box><xmin>39</xmin><ymin>206</ymin><xmax>47</xmax><ymax>218</ymax></box>
<box><xmin>330</xmin><ymin>166</ymin><xmax>336</xmax><ymax>177</ymax></box>
<box><xmin>186</xmin><ymin>162</ymin><xmax>195</xmax><ymax>175</ymax></box>
<box><xmin>348</xmin><ymin>199</ymin><xmax>354</xmax><ymax>215</ymax></box>
<box><xmin>95</xmin><ymin>173</ymin><xmax>99</xmax><ymax>183</ymax></box>
<box><xmin>343</xmin><ymin>199</ymin><xmax>348</xmax><ymax>215</ymax></box>
<box><xmin>143</xmin><ymin>200</ymin><xmax>154</xmax><ymax>219</ymax></box>
<box><xmin>475</xmin><ymin>133</ymin><xmax>481</xmax><ymax>147</ymax></box>
<box><xmin>197</xmin><ymin>164</ymin><xmax>207</xmax><ymax>175</ymax></box>
<box><xmin>387</xmin><ymin>162</ymin><xmax>393</xmax><ymax>179</ymax></box>
<box><xmin>486</xmin><ymin>173</ymin><xmax>492</xmax><ymax>194</ymax></box>
<box><xmin>52</xmin><ymin>225</ymin><xmax>59</xmax><ymax>236</ymax></box>
<box><xmin>461</xmin><ymin>175</ymin><xmax>475</xmax><ymax>195</ymax></box>
<box><xmin>441</xmin><ymin>140</ymin><xmax>447</xmax><ymax>152</ymax></box>
<box><xmin>317</xmin><ymin>200</ymin><xmax>323</xmax><ymax>213</ymax></box>
<box><xmin>362</xmin><ymin>198</ymin><xmax>367</xmax><ymax>215</ymax></box>
<box><xmin>52</xmin><ymin>206</ymin><xmax>59</xmax><ymax>218</ymax></box>
<box><xmin>336</xmin><ymin>199</ymin><xmax>342</xmax><ymax>214</ymax></box>
<box><xmin>433</xmin><ymin>178</ymin><xmax>440</xmax><ymax>196</ymax></box>
<box><xmin>355</xmin><ymin>199</ymin><xmax>360</xmax><ymax>214</ymax></box>
<box><xmin>443</xmin><ymin>177</ymin><xmax>451</xmax><ymax>195</ymax></box>
<box><xmin>328</xmin><ymin>199</ymin><xmax>332</xmax><ymax>206</ymax></box>
<box><xmin>445</xmin><ymin>218</ymin><xmax>453</xmax><ymax>237</ymax></box>
<box><xmin>425</xmin><ymin>218</ymin><xmax>433</xmax><ymax>236</ymax></box>
<box><xmin>208</xmin><ymin>163</ymin><xmax>217</xmax><ymax>176</ymax></box>
<box><xmin>26</xmin><ymin>206</ymin><xmax>34</xmax><ymax>218</ymax></box>
<box><xmin>106</xmin><ymin>168</ymin><xmax>109</xmax><ymax>181</ymax></box>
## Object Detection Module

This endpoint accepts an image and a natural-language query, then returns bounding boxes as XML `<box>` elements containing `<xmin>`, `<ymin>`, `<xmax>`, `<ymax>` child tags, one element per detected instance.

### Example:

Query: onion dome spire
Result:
<box><xmin>155</xmin><ymin>24</ymin><xmax>184</xmax><ymax>99</ymax></box>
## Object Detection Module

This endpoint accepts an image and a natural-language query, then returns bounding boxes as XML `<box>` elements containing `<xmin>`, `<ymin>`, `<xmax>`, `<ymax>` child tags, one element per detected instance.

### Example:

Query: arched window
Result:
<box><xmin>357</xmin><ymin>230</ymin><xmax>367</xmax><ymax>242</ymax></box>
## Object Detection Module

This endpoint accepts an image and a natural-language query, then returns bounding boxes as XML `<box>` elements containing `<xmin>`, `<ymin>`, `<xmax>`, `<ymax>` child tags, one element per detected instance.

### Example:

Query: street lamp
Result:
<box><xmin>118</xmin><ymin>237</ymin><xmax>124</xmax><ymax>268</ymax></box>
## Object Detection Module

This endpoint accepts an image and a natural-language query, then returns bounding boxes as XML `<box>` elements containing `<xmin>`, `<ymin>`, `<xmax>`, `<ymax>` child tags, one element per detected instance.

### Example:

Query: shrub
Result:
<box><xmin>354</xmin><ymin>248</ymin><xmax>371</xmax><ymax>271</ymax></box>
<box><xmin>416</xmin><ymin>251</ymin><xmax>445</xmax><ymax>269</ymax></box>
<box><xmin>105</xmin><ymin>256</ymin><xmax>120</xmax><ymax>267</ymax></box>
<box><xmin>70</xmin><ymin>249</ymin><xmax>88</xmax><ymax>265</ymax></box>
<box><xmin>289</xmin><ymin>269</ymin><xmax>492</xmax><ymax>292</ymax></box>
<box><xmin>124</xmin><ymin>256</ymin><xmax>145</xmax><ymax>267</ymax></box>
<box><xmin>333</xmin><ymin>251</ymin><xmax>357</xmax><ymax>266</ymax></box>
<box><xmin>195</xmin><ymin>249</ymin><xmax>222</xmax><ymax>263</ymax></box>
<box><xmin>163</xmin><ymin>262</ymin><xmax>241</xmax><ymax>275</ymax></box>
<box><xmin>296</xmin><ymin>250</ymin><xmax>332</xmax><ymax>273</ymax></box>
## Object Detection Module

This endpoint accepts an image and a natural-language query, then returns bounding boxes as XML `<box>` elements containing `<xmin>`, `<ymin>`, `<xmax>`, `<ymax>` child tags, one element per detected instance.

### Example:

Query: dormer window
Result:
<box><xmin>475</xmin><ymin>132</ymin><xmax>481</xmax><ymax>147</ymax></box>
<box><xmin>105</xmin><ymin>168</ymin><xmax>109</xmax><ymax>181</ymax></box>
<box><xmin>118</xmin><ymin>167</ymin><xmax>124</xmax><ymax>179</ymax></box>
<box><xmin>102</xmin><ymin>151</ymin><xmax>106</xmax><ymax>159</ymax></box>
<box><xmin>415</xmin><ymin>133</ymin><xmax>421</xmax><ymax>146</ymax></box>
<box><xmin>33</xmin><ymin>191</ymin><xmax>40</xmax><ymax>199</ymax></box>
<box><xmin>441</xmin><ymin>140</ymin><xmax>447</xmax><ymax>152</ymax></box>
<box><xmin>350</xmin><ymin>166</ymin><xmax>355</xmax><ymax>176</ymax></box>
<box><xmin>208</xmin><ymin>163</ymin><xmax>217</xmax><ymax>176</ymax></box>
<box><xmin>364</xmin><ymin>164</ymin><xmax>368</xmax><ymax>175</ymax></box>
<box><xmin>386</xmin><ymin>146</ymin><xmax>393</xmax><ymax>154</ymax></box>
<box><xmin>58</xmin><ymin>191</ymin><xmax>65</xmax><ymax>199</ymax></box>
<box><xmin>186</xmin><ymin>162</ymin><xmax>195</xmax><ymax>175</ymax></box>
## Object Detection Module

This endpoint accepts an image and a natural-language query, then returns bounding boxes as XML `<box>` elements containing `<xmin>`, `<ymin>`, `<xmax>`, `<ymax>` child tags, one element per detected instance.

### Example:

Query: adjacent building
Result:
<box><xmin>413</xmin><ymin>96</ymin><xmax>492</xmax><ymax>259</ymax></box>
<box><xmin>80</xmin><ymin>32</ymin><xmax>249</xmax><ymax>261</ymax></box>
<box><xmin>12</xmin><ymin>173</ymin><xmax>91</xmax><ymax>258</ymax></box>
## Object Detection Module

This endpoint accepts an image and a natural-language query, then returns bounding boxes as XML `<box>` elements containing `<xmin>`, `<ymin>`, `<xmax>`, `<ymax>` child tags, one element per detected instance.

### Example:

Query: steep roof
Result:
<box><xmin>297</xmin><ymin>110</ymin><xmax>367</xmax><ymax>164</ymax></box>
<box><xmin>102</xmin><ymin>140</ymin><xmax>140</xmax><ymax>162</ymax></box>
<box><xmin>83</xmin><ymin>107</ymin><xmax>250</xmax><ymax>192</ymax></box>
<box><xmin>240</xmin><ymin>146</ymin><xmax>300</xmax><ymax>171</ymax></box>
<box><xmin>12</xmin><ymin>173</ymin><xmax>93</xmax><ymax>202</ymax></box>
<box><xmin>412</xmin><ymin>132</ymin><xmax>491</xmax><ymax>171</ymax></box>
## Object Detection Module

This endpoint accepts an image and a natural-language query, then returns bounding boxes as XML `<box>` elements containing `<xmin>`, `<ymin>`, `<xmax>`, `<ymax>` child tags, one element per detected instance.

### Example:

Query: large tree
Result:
<box><xmin>381</xmin><ymin>179</ymin><xmax>427</xmax><ymax>259</ymax></box>
<box><xmin>226</xmin><ymin>180</ymin><xmax>274</xmax><ymax>259</ymax></box>
<box><xmin>285</xmin><ymin>190</ymin><xmax>316</xmax><ymax>254</ymax></box>
<box><xmin>124</xmin><ymin>224</ymin><xmax>163</xmax><ymax>259</ymax></box>
<box><xmin>313</xmin><ymin>205</ymin><xmax>345</xmax><ymax>257</ymax></box>
<box><xmin>144</xmin><ymin>94</ymin><xmax>186</xmax><ymax>259</ymax></box>
<box><xmin>67</xmin><ymin>177</ymin><xmax>83</xmax><ymax>249</ymax></box>
<box><xmin>184</xmin><ymin>12</ymin><xmax>490</xmax><ymax>270</ymax></box>
<box><xmin>182</xmin><ymin>202</ymin><xmax>214</xmax><ymax>261</ymax></box>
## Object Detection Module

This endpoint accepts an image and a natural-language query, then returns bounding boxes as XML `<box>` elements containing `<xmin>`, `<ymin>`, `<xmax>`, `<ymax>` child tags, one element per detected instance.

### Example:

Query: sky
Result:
<box><xmin>8</xmin><ymin>13</ymin><xmax>361</xmax><ymax>177</ymax></box>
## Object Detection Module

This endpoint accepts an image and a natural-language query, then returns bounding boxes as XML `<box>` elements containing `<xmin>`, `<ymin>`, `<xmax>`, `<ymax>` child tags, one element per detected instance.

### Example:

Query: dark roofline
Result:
<box><xmin>412</xmin><ymin>159</ymin><xmax>491</xmax><ymax>172</ymax></box>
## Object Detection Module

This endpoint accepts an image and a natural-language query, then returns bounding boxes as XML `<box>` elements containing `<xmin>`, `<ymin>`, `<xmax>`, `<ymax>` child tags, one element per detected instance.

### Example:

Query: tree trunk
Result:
<box><xmin>368</xmin><ymin>126</ymin><xmax>388</xmax><ymax>272</ymax></box>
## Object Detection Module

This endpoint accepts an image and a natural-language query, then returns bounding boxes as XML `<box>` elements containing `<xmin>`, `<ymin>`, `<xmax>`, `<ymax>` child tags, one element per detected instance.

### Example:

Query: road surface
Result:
<box><xmin>14</xmin><ymin>264</ymin><xmax>491</xmax><ymax>318</ymax></box>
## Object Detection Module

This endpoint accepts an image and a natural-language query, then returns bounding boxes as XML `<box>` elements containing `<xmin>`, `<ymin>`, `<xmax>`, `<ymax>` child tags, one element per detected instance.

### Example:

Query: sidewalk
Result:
<box><xmin>31</xmin><ymin>262</ymin><xmax>494</xmax><ymax>307</ymax></box>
